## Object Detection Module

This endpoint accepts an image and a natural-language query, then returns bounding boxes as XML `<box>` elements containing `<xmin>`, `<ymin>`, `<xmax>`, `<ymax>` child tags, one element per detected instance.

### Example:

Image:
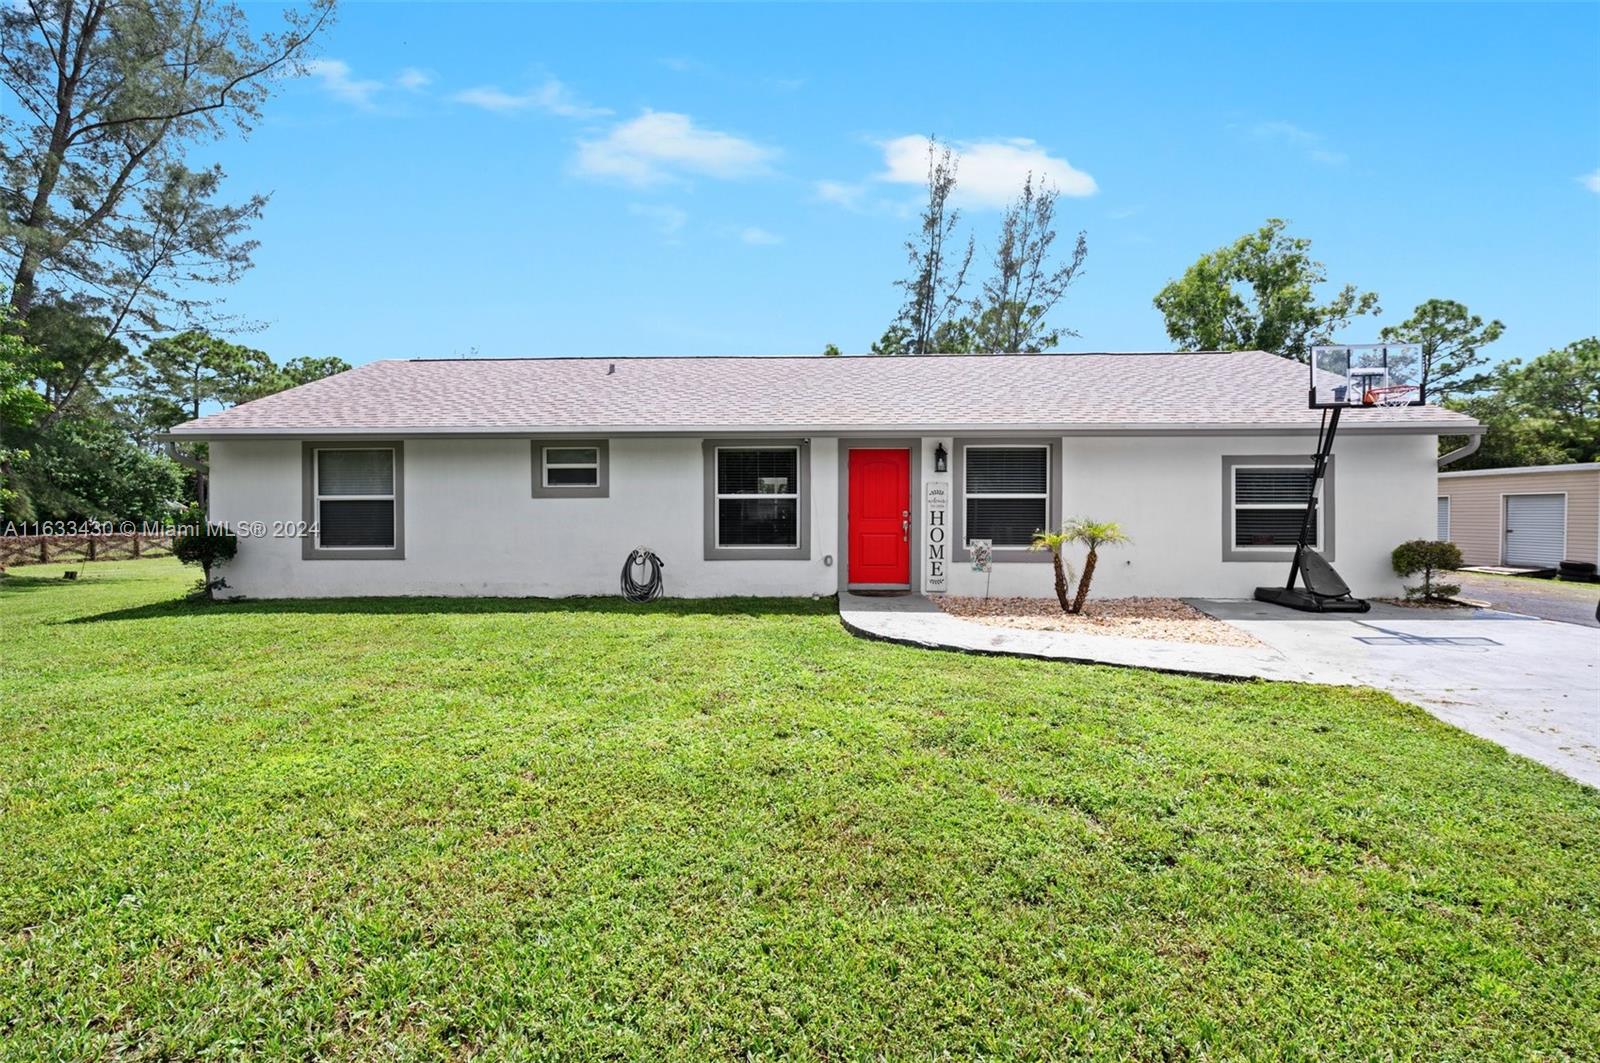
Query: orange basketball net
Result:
<box><xmin>1361</xmin><ymin>384</ymin><xmax>1419</xmax><ymax>407</ymax></box>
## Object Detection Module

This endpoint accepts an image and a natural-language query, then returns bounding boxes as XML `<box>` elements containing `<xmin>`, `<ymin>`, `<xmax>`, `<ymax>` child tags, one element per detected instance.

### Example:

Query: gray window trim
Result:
<box><xmin>531</xmin><ymin>438</ymin><xmax>609</xmax><ymax>498</ymax></box>
<box><xmin>1221</xmin><ymin>454</ymin><xmax>1335</xmax><ymax>562</ymax></box>
<box><xmin>702</xmin><ymin>438</ymin><xmax>812</xmax><ymax>561</ymax></box>
<box><xmin>301</xmin><ymin>441</ymin><xmax>406</xmax><ymax>560</ymax></box>
<box><xmin>952</xmin><ymin>437</ymin><xmax>1060</xmax><ymax>564</ymax></box>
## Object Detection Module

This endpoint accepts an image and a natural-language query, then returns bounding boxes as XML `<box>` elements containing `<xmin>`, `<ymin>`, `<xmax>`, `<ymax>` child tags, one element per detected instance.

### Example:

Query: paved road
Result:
<box><xmin>1456</xmin><ymin>572</ymin><xmax>1600</xmax><ymax>628</ymax></box>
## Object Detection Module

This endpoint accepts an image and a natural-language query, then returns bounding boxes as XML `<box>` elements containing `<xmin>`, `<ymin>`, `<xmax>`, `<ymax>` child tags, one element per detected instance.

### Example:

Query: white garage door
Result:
<box><xmin>1437</xmin><ymin>496</ymin><xmax>1450</xmax><ymax>541</ymax></box>
<box><xmin>1503</xmin><ymin>493</ymin><xmax>1565</xmax><ymax>566</ymax></box>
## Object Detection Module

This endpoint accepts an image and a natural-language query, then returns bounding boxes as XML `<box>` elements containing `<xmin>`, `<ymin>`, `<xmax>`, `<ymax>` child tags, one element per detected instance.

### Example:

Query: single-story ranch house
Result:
<box><xmin>164</xmin><ymin>351</ymin><xmax>1479</xmax><ymax>600</ymax></box>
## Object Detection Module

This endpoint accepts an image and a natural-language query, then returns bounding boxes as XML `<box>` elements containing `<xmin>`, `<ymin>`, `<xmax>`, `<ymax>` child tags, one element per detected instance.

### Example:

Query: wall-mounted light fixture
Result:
<box><xmin>934</xmin><ymin>443</ymin><xmax>948</xmax><ymax>473</ymax></box>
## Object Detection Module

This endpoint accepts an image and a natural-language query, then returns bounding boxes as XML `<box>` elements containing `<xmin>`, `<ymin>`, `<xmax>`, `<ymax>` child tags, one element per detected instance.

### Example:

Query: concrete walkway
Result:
<box><xmin>839</xmin><ymin>591</ymin><xmax>1600</xmax><ymax>789</ymax></box>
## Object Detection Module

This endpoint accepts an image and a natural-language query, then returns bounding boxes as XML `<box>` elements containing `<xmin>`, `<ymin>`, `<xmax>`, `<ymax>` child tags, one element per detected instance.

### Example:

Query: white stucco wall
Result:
<box><xmin>209</xmin><ymin>437</ymin><xmax>840</xmax><ymax>598</ymax></box>
<box><xmin>209</xmin><ymin>430</ymin><xmax>1434</xmax><ymax>600</ymax></box>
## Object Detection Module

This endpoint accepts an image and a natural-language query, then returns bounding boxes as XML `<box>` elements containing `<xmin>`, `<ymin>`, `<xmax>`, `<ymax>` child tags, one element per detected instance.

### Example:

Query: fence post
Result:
<box><xmin>88</xmin><ymin>537</ymin><xmax>97</xmax><ymax>561</ymax></box>
<box><xmin>133</xmin><ymin>532</ymin><xmax>141</xmax><ymax>558</ymax></box>
<box><xmin>39</xmin><ymin>539</ymin><xmax>48</xmax><ymax>564</ymax></box>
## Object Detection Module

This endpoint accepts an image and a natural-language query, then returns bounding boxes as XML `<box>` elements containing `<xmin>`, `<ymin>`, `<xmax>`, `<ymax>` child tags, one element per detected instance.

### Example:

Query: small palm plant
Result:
<box><xmin>1029</xmin><ymin>529</ymin><xmax>1077</xmax><ymax>612</ymax></box>
<box><xmin>1062</xmin><ymin>518</ymin><xmax>1132</xmax><ymax>614</ymax></box>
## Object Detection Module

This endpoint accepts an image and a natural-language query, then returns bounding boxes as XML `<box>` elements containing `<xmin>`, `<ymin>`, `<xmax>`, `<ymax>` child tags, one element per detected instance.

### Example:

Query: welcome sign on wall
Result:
<box><xmin>925</xmin><ymin>480</ymin><xmax>949</xmax><ymax>593</ymax></box>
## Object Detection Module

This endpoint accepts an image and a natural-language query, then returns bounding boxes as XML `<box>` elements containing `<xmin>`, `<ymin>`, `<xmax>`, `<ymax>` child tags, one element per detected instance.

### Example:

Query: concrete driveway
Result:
<box><xmin>1455</xmin><ymin>571</ymin><xmax>1599</xmax><ymax>628</ymax></box>
<box><xmin>1190</xmin><ymin>599</ymin><xmax>1600</xmax><ymax>789</ymax></box>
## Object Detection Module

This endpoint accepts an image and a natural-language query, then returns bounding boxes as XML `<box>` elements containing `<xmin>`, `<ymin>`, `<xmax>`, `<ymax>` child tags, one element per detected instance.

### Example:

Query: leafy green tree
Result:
<box><xmin>0</xmin><ymin>0</ymin><xmax>332</xmax><ymax>424</ymax></box>
<box><xmin>884</xmin><ymin>139</ymin><xmax>974</xmax><ymax>355</ymax></box>
<box><xmin>971</xmin><ymin>174</ymin><xmax>1087</xmax><ymax>353</ymax></box>
<box><xmin>1444</xmin><ymin>391</ymin><xmax>1569</xmax><ymax>470</ymax></box>
<box><xmin>172</xmin><ymin>513</ymin><xmax>238</xmax><ymax>599</ymax></box>
<box><xmin>1501</xmin><ymin>338</ymin><xmax>1599</xmax><ymax>461</ymax></box>
<box><xmin>1152</xmin><ymin>219</ymin><xmax>1380</xmax><ymax>362</ymax></box>
<box><xmin>125</xmin><ymin>331</ymin><xmax>271</xmax><ymax>429</ymax></box>
<box><xmin>1379</xmin><ymin>299</ymin><xmax>1505</xmax><ymax>401</ymax></box>
<box><xmin>1441</xmin><ymin>338</ymin><xmax>1599</xmax><ymax>469</ymax></box>
<box><xmin>5</xmin><ymin>409</ymin><xmax>184</xmax><ymax>522</ymax></box>
<box><xmin>0</xmin><ymin>303</ymin><xmax>54</xmax><ymax>511</ymax></box>
<box><xmin>821</xmin><ymin>343</ymin><xmax>842</xmax><ymax>358</ymax></box>
<box><xmin>225</xmin><ymin>357</ymin><xmax>347</xmax><ymax>406</ymax></box>
<box><xmin>1391</xmin><ymin>540</ymin><xmax>1463</xmax><ymax>602</ymax></box>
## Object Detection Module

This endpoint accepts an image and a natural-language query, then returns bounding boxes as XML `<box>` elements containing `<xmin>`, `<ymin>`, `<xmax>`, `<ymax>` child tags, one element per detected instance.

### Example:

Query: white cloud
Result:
<box><xmin>1248</xmin><ymin>120</ymin><xmax>1347</xmax><ymax>166</ymax></box>
<box><xmin>396</xmin><ymin>67</ymin><xmax>434</xmax><ymax>92</ymax></box>
<box><xmin>575</xmin><ymin>111</ymin><xmax>777</xmax><ymax>185</ymax></box>
<box><xmin>876</xmin><ymin>135</ymin><xmax>1097</xmax><ymax>208</ymax></box>
<box><xmin>305</xmin><ymin>59</ymin><xmax>386</xmax><ymax>109</ymax></box>
<box><xmin>452</xmin><ymin>78</ymin><xmax>610</xmax><ymax>119</ymax></box>
<box><xmin>628</xmin><ymin>202</ymin><xmax>688</xmax><ymax>238</ymax></box>
<box><xmin>814</xmin><ymin>179</ymin><xmax>866</xmax><ymax>209</ymax></box>
<box><xmin>1581</xmin><ymin>168</ymin><xmax>1600</xmax><ymax>194</ymax></box>
<box><xmin>659</xmin><ymin>57</ymin><xmax>706</xmax><ymax>74</ymax></box>
<box><xmin>739</xmin><ymin>226</ymin><xmax>783</xmax><ymax>245</ymax></box>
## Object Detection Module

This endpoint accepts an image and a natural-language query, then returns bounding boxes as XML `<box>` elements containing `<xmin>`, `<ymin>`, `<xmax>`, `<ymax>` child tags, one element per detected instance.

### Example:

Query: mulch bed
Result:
<box><xmin>934</xmin><ymin>595</ymin><xmax>1263</xmax><ymax>648</ymax></box>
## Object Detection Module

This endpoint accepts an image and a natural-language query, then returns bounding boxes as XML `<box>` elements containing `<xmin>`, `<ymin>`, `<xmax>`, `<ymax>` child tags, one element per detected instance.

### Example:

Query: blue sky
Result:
<box><xmin>211</xmin><ymin>2</ymin><xmax>1600</xmax><ymax>369</ymax></box>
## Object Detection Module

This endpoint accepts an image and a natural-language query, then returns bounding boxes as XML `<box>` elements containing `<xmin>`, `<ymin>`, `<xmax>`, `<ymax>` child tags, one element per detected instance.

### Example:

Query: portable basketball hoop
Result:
<box><xmin>1255</xmin><ymin>343</ymin><xmax>1427</xmax><ymax>614</ymax></box>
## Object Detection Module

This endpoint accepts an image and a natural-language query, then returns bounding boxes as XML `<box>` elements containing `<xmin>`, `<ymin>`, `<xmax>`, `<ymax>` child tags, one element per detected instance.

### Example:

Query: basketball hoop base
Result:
<box><xmin>1253</xmin><ymin>586</ymin><xmax>1371</xmax><ymax>613</ymax></box>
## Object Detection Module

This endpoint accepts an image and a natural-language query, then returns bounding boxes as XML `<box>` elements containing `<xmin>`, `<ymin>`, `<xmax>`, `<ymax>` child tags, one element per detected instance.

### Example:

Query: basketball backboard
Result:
<box><xmin>1310</xmin><ymin>343</ymin><xmax>1426</xmax><ymax>409</ymax></box>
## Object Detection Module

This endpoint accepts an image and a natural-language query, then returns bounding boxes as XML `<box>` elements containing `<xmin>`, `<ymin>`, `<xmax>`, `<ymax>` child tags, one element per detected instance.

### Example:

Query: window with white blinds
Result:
<box><xmin>715</xmin><ymin>447</ymin><xmax>799</xmax><ymax>548</ymax></box>
<box><xmin>316</xmin><ymin>448</ymin><xmax>397</xmax><ymax>548</ymax></box>
<box><xmin>1233</xmin><ymin>464</ymin><xmax>1316</xmax><ymax>548</ymax></box>
<box><xmin>965</xmin><ymin>445</ymin><xmax>1049</xmax><ymax>547</ymax></box>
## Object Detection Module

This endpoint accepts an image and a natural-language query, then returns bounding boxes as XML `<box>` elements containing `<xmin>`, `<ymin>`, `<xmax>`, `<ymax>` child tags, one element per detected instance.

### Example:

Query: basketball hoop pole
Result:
<box><xmin>1284</xmin><ymin>406</ymin><xmax>1338</xmax><ymax>593</ymax></box>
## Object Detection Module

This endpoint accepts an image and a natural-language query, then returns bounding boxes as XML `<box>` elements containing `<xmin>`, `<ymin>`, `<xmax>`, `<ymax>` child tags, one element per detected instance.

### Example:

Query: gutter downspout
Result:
<box><xmin>1437</xmin><ymin>433</ymin><xmax>1482</xmax><ymax>470</ymax></box>
<box><xmin>164</xmin><ymin>441</ymin><xmax>209</xmax><ymax>512</ymax></box>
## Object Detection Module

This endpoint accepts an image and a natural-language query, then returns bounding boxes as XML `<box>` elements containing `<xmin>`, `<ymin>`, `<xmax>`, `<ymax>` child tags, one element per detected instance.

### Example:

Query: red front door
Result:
<box><xmin>848</xmin><ymin>448</ymin><xmax>911</xmax><ymax>586</ymax></box>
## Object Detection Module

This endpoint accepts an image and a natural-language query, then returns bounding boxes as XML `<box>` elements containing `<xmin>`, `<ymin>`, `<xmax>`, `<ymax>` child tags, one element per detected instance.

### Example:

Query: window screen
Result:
<box><xmin>320</xmin><ymin>500</ymin><xmax>397</xmax><ymax>547</ymax></box>
<box><xmin>318</xmin><ymin>450</ymin><xmax>394</xmax><ymax>495</ymax></box>
<box><xmin>716</xmin><ymin>448</ymin><xmax>799</xmax><ymax>547</ymax></box>
<box><xmin>316</xmin><ymin>449</ymin><xmax>396</xmax><ymax>549</ymax></box>
<box><xmin>543</xmin><ymin>446</ymin><xmax>599</xmax><ymax>487</ymax></box>
<box><xmin>966</xmin><ymin>448</ymin><xmax>1047</xmax><ymax>494</ymax></box>
<box><xmin>965</xmin><ymin>446</ymin><xmax>1048</xmax><ymax>547</ymax></box>
<box><xmin>1234</xmin><ymin>465</ymin><xmax>1316</xmax><ymax>548</ymax></box>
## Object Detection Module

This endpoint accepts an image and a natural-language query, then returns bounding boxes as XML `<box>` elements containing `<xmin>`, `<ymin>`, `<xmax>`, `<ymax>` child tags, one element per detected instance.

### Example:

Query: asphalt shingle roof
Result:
<box><xmin>166</xmin><ymin>351</ymin><xmax>1479</xmax><ymax>436</ymax></box>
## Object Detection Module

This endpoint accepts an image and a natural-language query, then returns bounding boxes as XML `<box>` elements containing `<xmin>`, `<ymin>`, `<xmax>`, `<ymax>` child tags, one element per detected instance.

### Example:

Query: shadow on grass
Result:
<box><xmin>64</xmin><ymin>592</ymin><xmax>841</xmax><ymax>625</ymax></box>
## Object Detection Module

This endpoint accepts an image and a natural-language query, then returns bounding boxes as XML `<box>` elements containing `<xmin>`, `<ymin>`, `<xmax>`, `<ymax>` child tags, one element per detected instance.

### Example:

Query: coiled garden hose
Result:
<box><xmin>621</xmin><ymin>547</ymin><xmax>665</xmax><ymax>603</ymax></box>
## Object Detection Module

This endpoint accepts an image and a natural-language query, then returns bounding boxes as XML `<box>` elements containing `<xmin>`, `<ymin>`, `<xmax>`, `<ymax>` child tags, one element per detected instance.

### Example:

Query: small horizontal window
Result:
<box><xmin>531</xmin><ymin>440</ymin><xmax>608</xmax><ymax>497</ymax></box>
<box><xmin>542</xmin><ymin>446</ymin><xmax>599</xmax><ymax>488</ymax></box>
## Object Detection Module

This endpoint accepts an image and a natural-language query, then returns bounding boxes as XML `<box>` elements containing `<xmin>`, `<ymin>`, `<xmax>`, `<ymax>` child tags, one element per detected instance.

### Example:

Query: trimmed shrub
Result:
<box><xmin>1392</xmin><ymin>539</ymin><xmax>1463</xmax><ymax>602</ymax></box>
<box><xmin>173</xmin><ymin>519</ymin><xmax>238</xmax><ymax>600</ymax></box>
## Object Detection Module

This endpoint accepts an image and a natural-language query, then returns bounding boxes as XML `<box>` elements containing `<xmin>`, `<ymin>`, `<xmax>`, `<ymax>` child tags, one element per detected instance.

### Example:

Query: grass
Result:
<box><xmin>2</xmin><ymin>559</ymin><xmax>1597</xmax><ymax>1060</ymax></box>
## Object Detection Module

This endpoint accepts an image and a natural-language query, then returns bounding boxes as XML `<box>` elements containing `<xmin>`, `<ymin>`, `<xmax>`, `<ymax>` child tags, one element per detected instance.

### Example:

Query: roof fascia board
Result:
<box><xmin>159</xmin><ymin>421</ymin><xmax>1481</xmax><ymax>442</ymax></box>
<box><xmin>1440</xmin><ymin>462</ymin><xmax>1600</xmax><ymax>479</ymax></box>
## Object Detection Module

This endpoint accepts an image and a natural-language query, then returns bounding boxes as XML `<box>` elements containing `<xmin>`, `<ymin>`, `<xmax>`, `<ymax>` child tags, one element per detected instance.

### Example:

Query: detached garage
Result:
<box><xmin>1437</xmin><ymin>463</ymin><xmax>1600</xmax><ymax>569</ymax></box>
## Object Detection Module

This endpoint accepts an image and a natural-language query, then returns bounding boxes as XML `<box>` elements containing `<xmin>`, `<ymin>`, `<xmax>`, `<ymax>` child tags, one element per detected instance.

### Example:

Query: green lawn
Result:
<box><xmin>3</xmin><ymin>559</ymin><xmax>1597</xmax><ymax>1060</ymax></box>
